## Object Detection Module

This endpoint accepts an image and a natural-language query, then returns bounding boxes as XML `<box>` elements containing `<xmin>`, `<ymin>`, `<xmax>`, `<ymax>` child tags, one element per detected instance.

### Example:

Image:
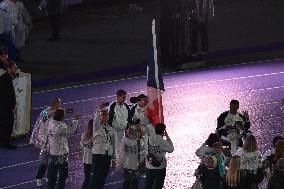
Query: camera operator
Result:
<box><xmin>47</xmin><ymin>108</ymin><xmax>80</xmax><ymax>189</ymax></box>
<box><xmin>30</xmin><ymin>98</ymin><xmax>62</xmax><ymax>187</ymax></box>
<box><xmin>216</xmin><ymin>100</ymin><xmax>251</xmax><ymax>153</ymax></box>
<box><xmin>144</xmin><ymin>123</ymin><xmax>174</xmax><ymax>189</ymax></box>
<box><xmin>0</xmin><ymin>61</ymin><xmax>17</xmax><ymax>149</ymax></box>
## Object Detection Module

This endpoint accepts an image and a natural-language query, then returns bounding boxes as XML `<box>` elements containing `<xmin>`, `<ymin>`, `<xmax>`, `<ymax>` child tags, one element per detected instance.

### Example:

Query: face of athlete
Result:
<box><xmin>117</xmin><ymin>94</ymin><xmax>126</xmax><ymax>104</ymax></box>
<box><xmin>139</xmin><ymin>97</ymin><xmax>148</xmax><ymax>107</ymax></box>
<box><xmin>0</xmin><ymin>53</ymin><xmax>8</xmax><ymax>64</ymax></box>
<box><xmin>8</xmin><ymin>64</ymin><xmax>17</xmax><ymax>76</ymax></box>
<box><xmin>229</xmin><ymin>103</ymin><xmax>239</xmax><ymax>114</ymax></box>
<box><xmin>100</xmin><ymin>111</ymin><xmax>109</xmax><ymax>124</ymax></box>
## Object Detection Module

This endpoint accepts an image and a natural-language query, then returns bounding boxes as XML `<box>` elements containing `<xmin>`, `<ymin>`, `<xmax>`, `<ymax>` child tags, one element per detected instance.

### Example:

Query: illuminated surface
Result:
<box><xmin>0</xmin><ymin>60</ymin><xmax>284</xmax><ymax>189</ymax></box>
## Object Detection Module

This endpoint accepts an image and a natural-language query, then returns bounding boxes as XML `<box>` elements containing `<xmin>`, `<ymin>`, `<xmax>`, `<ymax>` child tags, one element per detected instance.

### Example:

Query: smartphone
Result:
<box><xmin>65</xmin><ymin>108</ymin><xmax>73</xmax><ymax>113</ymax></box>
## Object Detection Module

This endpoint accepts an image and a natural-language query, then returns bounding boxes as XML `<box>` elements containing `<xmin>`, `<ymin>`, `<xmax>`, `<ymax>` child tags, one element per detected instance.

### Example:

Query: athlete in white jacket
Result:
<box><xmin>117</xmin><ymin>119</ymin><xmax>146</xmax><ymax>189</ymax></box>
<box><xmin>144</xmin><ymin>123</ymin><xmax>174</xmax><ymax>189</ymax></box>
<box><xmin>88</xmin><ymin>102</ymin><xmax>117</xmax><ymax>189</ymax></box>
<box><xmin>47</xmin><ymin>109</ymin><xmax>80</xmax><ymax>189</ymax></box>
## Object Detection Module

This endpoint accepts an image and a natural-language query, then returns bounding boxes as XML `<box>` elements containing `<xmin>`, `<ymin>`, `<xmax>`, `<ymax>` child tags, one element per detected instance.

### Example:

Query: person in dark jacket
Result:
<box><xmin>268</xmin><ymin>158</ymin><xmax>284</xmax><ymax>189</ymax></box>
<box><xmin>46</xmin><ymin>0</ymin><xmax>62</xmax><ymax>41</ymax></box>
<box><xmin>216</xmin><ymin>100</ymin><xmax>251</xmax><ymax>151</ymax></box>
<box><xmin>108</xmin><ymin>90</ymin><xmax>131</xmax><ymax>150</ymax></box>
<box><xmin>0</xmin><ymin>61</ymin><xmax>17</xmax><ymax>149</ymax></box>
<box><xmin>0</xmin><ymin>48</ymin><xmax>8</xmax><ymax>69</ymax></box>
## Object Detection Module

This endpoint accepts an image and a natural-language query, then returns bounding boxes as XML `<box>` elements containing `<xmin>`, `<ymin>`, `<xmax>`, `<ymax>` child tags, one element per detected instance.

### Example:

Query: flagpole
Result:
<box><xmin>152</xmin><ymin>19</ymin><xmax>163</xmax><ymax>123</ymax></box>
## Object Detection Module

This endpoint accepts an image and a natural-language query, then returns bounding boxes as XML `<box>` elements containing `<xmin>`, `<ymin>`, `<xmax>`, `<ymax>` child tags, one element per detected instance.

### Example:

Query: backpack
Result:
<box><xmin>146</xmin><ymin>138</ymin><xmax>163</xmax><ymax>167</ymax></box>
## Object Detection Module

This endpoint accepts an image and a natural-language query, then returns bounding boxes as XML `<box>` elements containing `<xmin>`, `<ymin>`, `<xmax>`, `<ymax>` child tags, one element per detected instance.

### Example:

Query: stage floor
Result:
<box><xmin>1</xmin><ymin>59</ymin><xmax>284</xmax><ymax>189</ymax></box>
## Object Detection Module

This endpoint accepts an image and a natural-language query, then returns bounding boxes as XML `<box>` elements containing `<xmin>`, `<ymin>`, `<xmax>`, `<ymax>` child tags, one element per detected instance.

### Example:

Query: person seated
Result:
<box><xmin>195</xmin><ymin>133</ymin><xmax>221</xmax><ymax>158</ymax></box>
<box><xmin>216</xmin><ymin>100</ymin><xmax>251</xmax><ymax>152</ymax></box>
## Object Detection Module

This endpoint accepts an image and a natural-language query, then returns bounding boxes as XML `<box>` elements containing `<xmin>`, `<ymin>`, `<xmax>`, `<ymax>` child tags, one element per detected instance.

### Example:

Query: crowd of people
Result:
<box><xmin>30</xmin><ymin>90</ymin><xmax>174</xmax><ymax>189</ymax></box>
<box><xmin>28</xmin><ymin>90</ymin><xmax>284</xmax><ymax>189</ymax></box>
<box><xmin>193</xmin><ymin>100</ymin><xmax>284</xmax><ymax>189</ymax></box>
<box><xmin>159</xmin><ymin>0</ymin><xmax>215</xmax><ymax>67</ymax></box>
<box><xmin>0</xmin><ymin>0</ymin><xmax>64</xmax><ymax>61</ymax></box>
<box><xmin>0</xmin><ymin>0</ymin><xmax>32</xmax><ymax>60</ymax></box>
<box><xmin>1</xmin><ymin>42</ymin><xmax>284</xmax><ymax>189</ymax></box>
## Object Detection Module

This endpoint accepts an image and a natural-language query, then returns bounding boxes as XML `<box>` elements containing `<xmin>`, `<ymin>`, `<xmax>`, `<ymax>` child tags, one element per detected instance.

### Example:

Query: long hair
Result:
<box><xmin>243</xmin><ymin>135</ymin><xmax>258</xmax><ymax>153</ymax></box>
<box><xmin>275</xmin><ymin>140</ymin><xmax>284</xmax><ymax>162</ymax></box>
<box><xmin>226</xmin><ymin>156</ymin><xmax>241</xmax><ymax>187</ymax></box>
<box><xmin>84</xmin><ymin>119</ymin><xmax>94</xmax><ymax>139</ymax></box>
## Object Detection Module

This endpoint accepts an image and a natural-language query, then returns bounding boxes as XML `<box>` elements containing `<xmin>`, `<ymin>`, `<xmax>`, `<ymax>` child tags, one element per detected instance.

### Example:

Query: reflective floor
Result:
<box><xmin>1</xmin><ymin>59</ymin><xmax>284</xmax><ymax>189</ymax></box>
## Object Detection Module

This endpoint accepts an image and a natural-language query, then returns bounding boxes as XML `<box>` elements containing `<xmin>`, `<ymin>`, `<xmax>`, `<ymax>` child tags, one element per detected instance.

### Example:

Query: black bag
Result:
<box><xmin>146</xmin><ymin>138</ymin><xmax>162</xmax><ymax>167</ymax></box>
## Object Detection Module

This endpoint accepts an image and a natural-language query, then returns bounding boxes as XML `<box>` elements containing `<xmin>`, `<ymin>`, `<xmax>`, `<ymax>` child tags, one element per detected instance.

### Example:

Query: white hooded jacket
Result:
<box><xmin>145</xmin><ymin>126</ymin><xmax>174</xmax><ymax>169</ymax></box>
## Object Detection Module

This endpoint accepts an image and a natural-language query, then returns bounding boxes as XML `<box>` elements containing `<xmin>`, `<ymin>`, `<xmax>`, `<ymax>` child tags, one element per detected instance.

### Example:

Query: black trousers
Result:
<box><xmin>123</xmin><ymin>169</ymin><xmax>140</xmax><ymax>189</ymax></box>
<box><xmin>0</xmin><ymin>110</ymin><xmax>14</xmax><ymax>146</ymax></box>
<box><xmin>87</xmin><ymin>154</ymin><xmax>111</xmax><ymax>189</ymax></box>
<box><xmin>48</xmin><ymin>154</ymin><xmax>69</xmax><ymax>189</ymax></box>
<box><xmin>37</xmin><ymin>164</ymin><xmax>48</xmax><ymax>179</ymax></box>
<box><xmin>191</xmin><ymin>19</ymin><xmax>209</xmax><ymax>53</ymax></box>
<box><xmin>49</xmin><ymin>14</ymin><xmax>60</xmax><ymax>39</ymax></box>
<box><xmin>144</xmin><ymin>168</ymin><xmax>166</xmax><ymax>189</ymax></box>
<box><xmin>202</xmin><ymin>181</ymin><xmax>222</xmax><ymax>189</ymax></box>
<box><xmin>81</xmin><ymin>163</ymin><xmax>92</xmax><ymax>189</ymax></box>
<box><xmin>36</xmin><ymin>151</ymin><xmax>49</xmax><ymax>179</ymax></box>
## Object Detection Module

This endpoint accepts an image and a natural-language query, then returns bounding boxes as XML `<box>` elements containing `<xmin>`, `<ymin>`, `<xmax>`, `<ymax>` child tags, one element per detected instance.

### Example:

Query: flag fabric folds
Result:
<box><xmin>147</xmin><ymin>19</ymin><xmax>165</xmax><ymax>126</ymax></box>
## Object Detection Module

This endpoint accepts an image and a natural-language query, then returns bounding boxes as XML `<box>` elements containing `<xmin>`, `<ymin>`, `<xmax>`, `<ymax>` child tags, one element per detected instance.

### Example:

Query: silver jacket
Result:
<box><xmin>30</xmin><ymin>107</ymin><xmax>51</xmax><ymax>153</ymax></box>
<box><xmin>47</xmin><ymin>119</ymin><xmax>78</xmax><ymax>156</ymax></box>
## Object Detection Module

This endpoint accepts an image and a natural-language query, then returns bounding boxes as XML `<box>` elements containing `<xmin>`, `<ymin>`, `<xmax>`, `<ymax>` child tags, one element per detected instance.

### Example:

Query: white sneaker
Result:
<box><xmin>36</xmin><ymin>178</ymin><xmax>47</xmax><ymax>187</ymax></box>
<box><xmin>36</xmin><ymin>179</ymin><xmax>44</xmax><ymax>187</ymax></box>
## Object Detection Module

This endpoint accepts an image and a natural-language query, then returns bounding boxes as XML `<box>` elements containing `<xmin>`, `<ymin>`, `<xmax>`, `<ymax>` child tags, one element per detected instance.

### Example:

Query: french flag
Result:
<box><xmin>147</xmin><ymin>19</ymin><xmax>165</xmax><ymax>126</ymax></box>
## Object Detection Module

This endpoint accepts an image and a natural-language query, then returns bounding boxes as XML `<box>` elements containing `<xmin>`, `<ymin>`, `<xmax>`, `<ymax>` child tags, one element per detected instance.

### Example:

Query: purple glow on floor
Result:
<box><xmin>0</xmin><ymin>60</ymin><xmax>284</xmax><ymax>189</ymax></box>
